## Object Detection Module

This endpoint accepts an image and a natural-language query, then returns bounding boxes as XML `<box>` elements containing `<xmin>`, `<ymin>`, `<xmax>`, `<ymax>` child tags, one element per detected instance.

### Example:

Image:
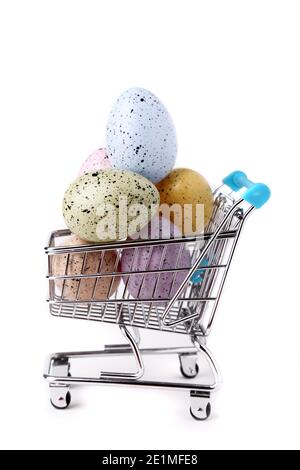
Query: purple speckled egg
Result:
<box><xmin>79</xmin><ymin>148</ymin><xmax>111</xmax><ymax>176</ymax></box>
<box><xmin>121</xmin><ymin>215</ymin><xmax>191</xmax><ymax>305</ymax></box>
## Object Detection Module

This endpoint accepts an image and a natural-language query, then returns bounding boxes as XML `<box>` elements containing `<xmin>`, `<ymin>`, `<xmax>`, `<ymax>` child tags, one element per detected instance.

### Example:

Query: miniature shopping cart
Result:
<box><xmin>44</xmin><ymin>171</ymin><xmax>270</xmax><ymax>420</ymax></box>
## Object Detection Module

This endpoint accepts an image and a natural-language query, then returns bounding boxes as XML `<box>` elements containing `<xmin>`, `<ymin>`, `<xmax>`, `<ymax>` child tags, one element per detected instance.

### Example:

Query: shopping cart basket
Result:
<box><xmin>44</xmin><ymin>171</ymin><xmax>270</xmax><ymax>419</ymax></box>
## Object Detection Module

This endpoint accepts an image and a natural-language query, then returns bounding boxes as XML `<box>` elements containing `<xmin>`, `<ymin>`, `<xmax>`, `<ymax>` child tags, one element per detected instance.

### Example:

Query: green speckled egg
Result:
<box><xmin>63</xmin><ymin>169</ymin><xmax>160</xmax><ymax>242</ymax></box>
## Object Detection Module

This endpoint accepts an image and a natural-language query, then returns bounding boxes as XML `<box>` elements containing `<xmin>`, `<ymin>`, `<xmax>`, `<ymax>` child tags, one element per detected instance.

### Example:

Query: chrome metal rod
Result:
<box><xmin>45</xmin><ymin>230</ymin><xmax>238</xmax><ymax>254</ymax></box>
<box><xmin>162</xmin><ymin>199</ymin><xmax>244</xmax><ymax>327</ymax></box>
<box><xmin>48</xmin><ymin>296</ymin><xmax>217</xmax><ymax>304</ymax></box>
<box><xmin>47</xmin><ymin>345</ymin><xmax>199</xmax><ymax>361</ymax></box>
<box><xmin>48</xmin><ymin>264</ymin><xmax>226</xmax><ymax>281</ymax></box>
<box><xmin>45</xmin><ymin>375</ymin><xmax>217</xmax><ymax>392</ymax></box>
<box><xmin>99</xmin><ymin>325</ymin><xmax>145</xmax><ymax>380</ymax></box>
<box><xmin>193</xmin><ymin>338</ymin><xmax>221</xmax><ymax>390</ymax></box>
<box><xmin>206</xmin><ymin>206</ymin><xmax>255</xmax><ymax>334</ymax></box>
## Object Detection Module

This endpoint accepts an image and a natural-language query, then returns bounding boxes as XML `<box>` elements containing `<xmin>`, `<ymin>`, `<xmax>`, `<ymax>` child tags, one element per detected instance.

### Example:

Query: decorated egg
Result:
<box><xmin>106</xmin><ymin>88</ymin><xmax>177</xmax><ymax>183</ymax></box>
<box><xmin>52</xmin><ymin>234</ymin><xmax>120</xmax><ymax>300</ymax></box>
<box><xmin>190</xmin><ymin>257</ymin><xmax>209</xmax><ymax>284</ymax></box>
<box><xmin>156</xmin><ymin>168</ymin><xmax>214</xmax><ymax>236</ymax></box>
<box><xmin>63</xmin><ymin>169</ymin><xmax>159</xmax><ymax>242</ymax></box>
<box><xmin>121</xmin><ymin>215</ymin><xmax>191</xmax><ymax>305</ymax></box>
<box><xmin>79</xmin><ymin>148</ymin><xmax>111</xmax><ymax>176</ymax></box>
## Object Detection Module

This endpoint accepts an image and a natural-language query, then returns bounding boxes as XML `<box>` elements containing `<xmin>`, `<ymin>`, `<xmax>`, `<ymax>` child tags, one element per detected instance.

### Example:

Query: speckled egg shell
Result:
<box><xmin>121</xmin><ymin>215</ymin><xmax>191</xmax><ymax>305</ymax></box>
<box><xmin>51</xmin><ymin>234</ymin><xmax>120</xmax><ymax>300</ymax></box>
<box><xmin>79</xmin><ymin>148</ymin><xmax>111</xmax><ymax>176</ymax></box>
<box><xmin>156</xmin><ymin>168</ymin><xmax>214</xmax><ymax>236</ymax></box>
<box><xmin>63</xmin><ymin>169</ymin><xmax>160</xmax><ymax>242</ymax></box>
<box><xmin>106</xmin><ymin>88</ymin><xmax>177</xmax><ymax>183</ymax></box>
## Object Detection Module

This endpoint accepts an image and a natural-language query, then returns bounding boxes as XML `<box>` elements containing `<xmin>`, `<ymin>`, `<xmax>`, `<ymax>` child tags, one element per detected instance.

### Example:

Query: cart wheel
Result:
<box><xmin>190</xmin><ymin>390</ymin><xmax>211</xmax><ymax>420</ymax></box>
<box><xmin>179</xmin><ymin>354</ymin><xmax>199</xmax><ymax>378</ymax></box>
<box><xmin>190</xmin><ymin>402</ymin><xmax>211</xmax><ymax>421</ymax></box>
<box><xmin>180</xmin><ymin>362</ymin><xmax>199</xmax><ymax>378</ymax></box>
<box><xmin>50</xmin><ymin>387</ymin><xmax>71</xmax><ymax>410</ymax></box>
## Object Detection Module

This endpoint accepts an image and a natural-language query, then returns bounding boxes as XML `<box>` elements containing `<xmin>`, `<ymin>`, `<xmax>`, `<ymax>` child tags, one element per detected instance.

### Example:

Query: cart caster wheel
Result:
<box><xmin>180</xmin><ymin>362</ymin><xmax>199</xmax><ymax>378</ymax></box>
<box><xmin>190</xmin><ymin>402</ymin><xmax>211</xmax><ymax>420</ymax></box>
<box><xmin>179</xmin><ymin>354</ymin><xmax>199</xmax><ymax>378</ymax></box>
<box><xmin>190</xmin><ymin>390</ymin><xmax>211</xmax><ymax>420</ymax></box>
<box><xmin>50</xmin><ymin>387</ymin><xmax>71</xmax><ymax>410</ymax></box>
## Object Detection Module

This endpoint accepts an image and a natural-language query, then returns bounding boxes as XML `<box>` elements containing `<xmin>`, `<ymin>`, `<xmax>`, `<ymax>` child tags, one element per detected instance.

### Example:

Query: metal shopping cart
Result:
<box><xmin>44</xmin><ymin>171</ymin><xmax>270</xmax><ymax>419</ymax></box>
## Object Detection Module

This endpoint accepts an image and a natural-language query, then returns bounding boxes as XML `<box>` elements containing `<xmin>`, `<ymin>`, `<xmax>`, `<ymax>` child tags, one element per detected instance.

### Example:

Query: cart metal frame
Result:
<box><xmin>44</xmin><ymin>171</ymin><xmax>270</xmax><ymax>419</ymax></box>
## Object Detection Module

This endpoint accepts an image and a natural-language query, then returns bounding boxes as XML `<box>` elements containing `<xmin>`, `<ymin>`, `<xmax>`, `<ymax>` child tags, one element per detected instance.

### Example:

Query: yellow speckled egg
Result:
<box><xmin>156</xmin><ymin>168</ymin><xmax>214</xmax><ymax>235</ymax></box>
<box><xmin>63</xmin><ymin>169</ymin><xmax>159</xmax><ymax>242</ymax></box>
<box><xmin>52</xmin><ymin>234</ymin><xmax>120</xmax><ymax>301</ymax></box>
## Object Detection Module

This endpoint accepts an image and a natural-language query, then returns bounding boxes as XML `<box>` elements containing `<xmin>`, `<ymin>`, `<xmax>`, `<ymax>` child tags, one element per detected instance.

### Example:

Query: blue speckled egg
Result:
<box><xmin>106</xmin><ymin>88</ymin><xmax>177</xmax><ymax>183</ymax></box>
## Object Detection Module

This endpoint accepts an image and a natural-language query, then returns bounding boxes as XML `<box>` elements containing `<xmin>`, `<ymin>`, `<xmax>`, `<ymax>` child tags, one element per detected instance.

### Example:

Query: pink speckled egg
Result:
<box><xmin>121</xmin><ymin>215</ymin><xmax>191</xmax><ymax>305</ymax></box>
<box><xmin>79</xmin><ymin>148</ymin><xmax>111</xmax><ymax>176</ymax></box>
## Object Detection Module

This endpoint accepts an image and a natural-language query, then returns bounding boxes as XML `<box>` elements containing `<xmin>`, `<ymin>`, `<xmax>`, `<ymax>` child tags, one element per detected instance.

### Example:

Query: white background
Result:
<box><xmin>0</xmin><ymin>0</ymin><xmax>299</xmax><ymax>450</ymax></box>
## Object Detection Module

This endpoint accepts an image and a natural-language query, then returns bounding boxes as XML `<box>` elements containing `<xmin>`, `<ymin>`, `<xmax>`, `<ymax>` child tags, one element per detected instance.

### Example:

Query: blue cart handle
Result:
<box><xmin>222</xmin><ymin>171</ymin><xmax>271</xmax><ymax>208</ymax></box>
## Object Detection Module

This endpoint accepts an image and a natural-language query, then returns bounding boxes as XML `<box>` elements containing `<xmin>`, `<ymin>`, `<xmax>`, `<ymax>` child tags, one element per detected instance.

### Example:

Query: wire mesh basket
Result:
<box><xmin>44</xmin><ymin>171</ymin><xmax>270</xmax><ymax>418</ymax></box>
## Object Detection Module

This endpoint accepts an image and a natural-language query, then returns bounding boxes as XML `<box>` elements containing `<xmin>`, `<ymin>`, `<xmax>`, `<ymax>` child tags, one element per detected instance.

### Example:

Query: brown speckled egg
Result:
<box><xmin>52</xmin><ymin>234</ymin><xmax>120</xmax><ymax>301</ymax></box>
<box><xmin>156</xmin><ymin>168</ymin><xmax>214</xmax><ymax>235</ymax></box>
<box><xmin>63</xmin><ymin>169</ymin><xmax>160</xmax><ymax>242</ymax></box>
